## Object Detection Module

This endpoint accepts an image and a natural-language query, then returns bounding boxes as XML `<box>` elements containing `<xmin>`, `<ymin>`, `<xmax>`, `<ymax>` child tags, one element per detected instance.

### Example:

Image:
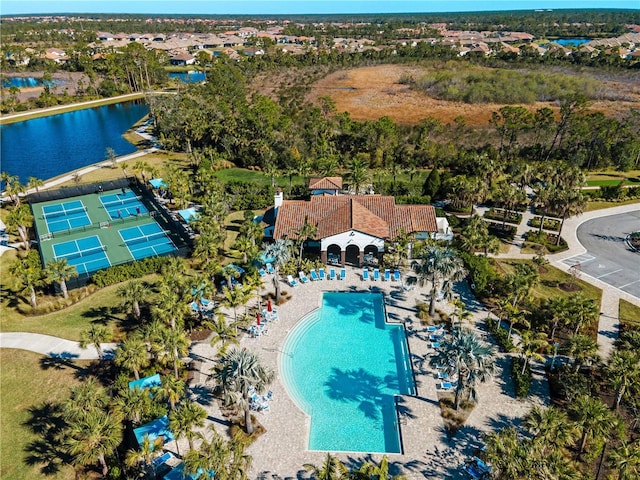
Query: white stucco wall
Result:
<box><xmin>321</xmin><ymin>230</ymin><xmax>384</xmax><ymax>251</ymax></box>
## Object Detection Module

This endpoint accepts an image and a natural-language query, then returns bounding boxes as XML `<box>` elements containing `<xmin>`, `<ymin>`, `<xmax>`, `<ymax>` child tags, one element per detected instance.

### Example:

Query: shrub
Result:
<box><xmin>486</xmin><ymin>317</ymin><xmax>515</xmax><ymax>352</ymax></box>
<box><xmin>395</xmin><ymin>195</ymin><xmax>431</xmax><ymax>205</ymax></box>
<box><xmin>483</xmin><ymin>208</ymin><xmax>522</xmax><ymax>224</ymax></box>
<box><xmin>459</xmin><ymin>252</ymin><xmax>497</xmax><ymax>297</ymax></box>
<box><xmin>92</xmin><ymin>256</ymin><xmax>172</xmax><ymax>287</ymax></box>
<box><xmin>511</xmin><ymin>357</ymin><xmax>532</xmax><ymax>398</ymax></box>
<box><xmin>487</xmin><ymin>223</ymin><xmax>516</xmax><ymax>241</ymax></box>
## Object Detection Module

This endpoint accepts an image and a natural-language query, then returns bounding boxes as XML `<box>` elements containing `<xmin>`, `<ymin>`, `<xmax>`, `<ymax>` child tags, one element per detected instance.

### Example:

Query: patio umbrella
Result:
<box><xmin>267</xmin><ymin>299</ymin><xmax>272</xmax><ymax>312</ymax></box>
<box><xmin>256</xmin><ymin>312</ymin><xmax>261</xmax><ymax>325</ymax></box>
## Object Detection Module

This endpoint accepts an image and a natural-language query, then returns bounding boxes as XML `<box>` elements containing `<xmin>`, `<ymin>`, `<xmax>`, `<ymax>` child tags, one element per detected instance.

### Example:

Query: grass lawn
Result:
<box><xmin>494</xmin><ymin>258</ymin><xmax>602</xmax><ymax>305</ymax></box>
<box><xmin>585</xmin><ymin>179</ymin><xmax>640</xmax><ymax>187</ymax></box>
<box><xmin>619</xmin><ymin>299</ymin><xmax>640</xmax><ymax>330</ymax></box>
<box><xmin>222</xmin><ymin>209</ymin><xmax>265</xmax><ymax>263</ymax></box>
<box><xmin>585</xmin><ymin>199</ymin><xmax>640</xmax><ymax>211</ymax></box>
<box><xmin>0</xmin><ymin>349</ymin><xmax>88</xmax><ymax>480</ymax></box>
<box><xmin>585</xmin><ymin>170</ymin><xmax>640</xmax><ymax>184</ymax></box>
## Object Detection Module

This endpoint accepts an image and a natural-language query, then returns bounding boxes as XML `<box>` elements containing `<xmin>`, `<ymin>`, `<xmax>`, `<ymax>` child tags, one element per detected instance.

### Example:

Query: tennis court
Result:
<box><xmin>42</xmin><ymin>200</ymin><xmax>92</xmax><ymax>233</ymax></box>
<box><xmin>52</xmin><ymin>235</ymin><xmax>111</xmax><ymax>275</ymax></box>
<box><xmin>99</xmin><ymin>189</ymin><xmax>149</xmax><ymax>220</ymax></box>
<box><xmin>119</xmin><ymin>222</ymin><xmax>177</xmax><ymax>260</ymax></box>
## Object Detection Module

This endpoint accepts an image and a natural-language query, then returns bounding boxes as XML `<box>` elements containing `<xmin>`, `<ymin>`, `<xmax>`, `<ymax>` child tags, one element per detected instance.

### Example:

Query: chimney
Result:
<box><xmin>274</xmin><ymin>189</ymin><xmax>283</xmax><ymax>218</ymax></box>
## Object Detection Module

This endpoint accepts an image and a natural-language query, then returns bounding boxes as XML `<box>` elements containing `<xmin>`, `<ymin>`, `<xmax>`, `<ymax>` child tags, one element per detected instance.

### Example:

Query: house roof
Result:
<box><xmin>309</xmin><ymin>176</ymin><xmax>343</xmax><ymax>190</ymax></box>
<box><xmin>272</xmin><ymin>195</ymin><xmax>437</xmax><ymax>241</ymax></box>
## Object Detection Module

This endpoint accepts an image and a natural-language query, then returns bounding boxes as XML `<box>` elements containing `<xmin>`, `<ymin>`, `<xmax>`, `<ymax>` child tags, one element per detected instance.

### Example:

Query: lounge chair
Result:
<box><xmin>373</xmin><ymin>268</ymin><xmax>380</xmax><ymax>281</ymax></box>
<box><xmin>362</xmin><ymin>269</ymin><xmax>369</xmax><ymax>281</ymax></box>
<box><xmin>319</xmin><ymin>268</ymin><xmax>326</xmax><ymax>280</ymax></box>
<box><xmin>339</xmin><ymin>268</ymin><xmax>346</xmax><ymax>280</ymax></box>
<box><xmin>310</xmin><ymin>269</ymin><xmax>319</xmax><ymax>281</ymax></box>
<box><xmin>384</xmin><ymin>269</ymin><xmax>391</xmax><ymax>281</ymax></box>
<box><xmin>200</xmin><ymin>298</ymin><xmax>212</xmax><ymax>308</ymax></box>
<box><xmin>430</xmin><ymin>341</ymin><xmax>440</xmax><ymax>349</ymax></box>
<box><xmin>259</xmin><ymin>268</ymin><xmax>267</xmax><ymax>277</ymax></box>
<box><xmin>299</xmin><ymin>271</ymin><xmax>310</xmax><ymax>283</ymax></box>
<box><xmin>439</xmin><ymin>381</ymin><xmax>455</xmax><ymax>390</ymax></box>
<box><xmin>463</xmin><ymin>457</ymin><xmax>491</xmax><ymax>480</ymax></box>
<box><xmin>266</xmin><ymin>263</ymin><xmax>275</xmax><ymax>274</ymax></box>
<box><xmin>437</xmin><ymin>371</ymin><xmax>449</xmax><ymax>380</ymax></box>
<box><xmin>393</xmin><ymin>269</ymin><xmax>401</xmax><ymax>281</ymax></box>
<box><xmin>190</xmin><ymin>302</ymin><xmax>199</xmax><ymax>312</ymax></box>
<box><xmin>329</xmin><ymin>268</ymin><xmax>336</xmax><ymax>280</ymax></box>
<box><xmin>287</xmin><ymin>275</ymin><xmax>298</xmax><ymax>287</ymax></box>
<box><xmin>426</xmin><ymin>323</ymin><xmax>444</xmax><ymax>332</ymax></box>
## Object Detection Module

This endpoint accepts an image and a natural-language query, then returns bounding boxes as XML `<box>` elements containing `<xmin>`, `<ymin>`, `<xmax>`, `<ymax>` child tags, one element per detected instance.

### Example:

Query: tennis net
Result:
<box><xmin>125</xmin><ymin>231</ymin><xmax>167</xmax><ymax>245</ymax></box>
<box><xmin>44</xmin><ymin>206</ymin><xmax>86</xmax><ymax>219</ymax></box>
<box><xmin>102</xmin><ymin>196</ymin><xmax>143</xmax><ymax>208</ymax></box>
<box><xmin>58</xmin><ymin>245</ymin><xmax>106</xmax><ymax>260</ymax></box>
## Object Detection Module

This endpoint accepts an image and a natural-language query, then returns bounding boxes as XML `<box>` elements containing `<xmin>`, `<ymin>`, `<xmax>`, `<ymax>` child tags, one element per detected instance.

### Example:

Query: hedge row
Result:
<box><xmin>483</xmin><ymin>208</ymin><xmax>523</xmax><ymax>225</ymax></box>
<box><xmin>486</xmin><ymin>317</ymin><xmax>515</xmax><ymax>352</ymax></box>
<box><xmin>92</xmin><ymin>256</ymin><xmax>173</xmax><ymax>287</ymax></box>
<box><xmin>527</xmin><ymin>216</ymin><xmax>561</xmax><ymax>231</ymax></box>
<box><xmin>511</xmin><ymin>357</ymin><xmax>532</xmax><ymax>398</ymax></box>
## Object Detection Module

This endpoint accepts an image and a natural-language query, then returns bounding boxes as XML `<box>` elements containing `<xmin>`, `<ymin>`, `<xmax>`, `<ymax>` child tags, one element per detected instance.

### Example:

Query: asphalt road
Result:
<box><xmin>563</xmin><ymin>210</ymin><xmax>640</xmax><ymax>299</ymax></box>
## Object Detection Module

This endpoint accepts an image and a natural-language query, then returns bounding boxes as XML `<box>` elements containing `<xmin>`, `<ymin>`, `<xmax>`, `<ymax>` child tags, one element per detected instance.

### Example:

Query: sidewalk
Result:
<box><xmin>0</xmin><ymin>332</ymin><xmax>118</xmax><ymax>360</ymax></box>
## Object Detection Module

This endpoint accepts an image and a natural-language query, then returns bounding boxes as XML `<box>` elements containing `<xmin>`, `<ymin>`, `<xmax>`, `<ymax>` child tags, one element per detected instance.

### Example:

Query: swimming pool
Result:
<box><xmin>281</xmin><ymin>292</ymin><xmax>415</xmax><ymax>453</ymax></box>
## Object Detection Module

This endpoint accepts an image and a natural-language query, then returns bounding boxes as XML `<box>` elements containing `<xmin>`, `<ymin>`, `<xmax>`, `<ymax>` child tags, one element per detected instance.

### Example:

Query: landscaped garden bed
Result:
<box><xmin>483</xmin><ymin>208</ymin><xmax>522</xmax><ymax>225</ymax></box>
<box><xmin>527</xmin><ymin>216</ymin><xmax>561</xmax><ymax>232</ymax></box>
<box><xmin>628</xmin><ymin>232</ymin><xmax>640</xmax><ymax>252</ymax></box>
<box><xmin>487</xmin><ymin>223</ymin><xmax>516</xmax><ymax>241</ymax></box>
<box><xmin>523</xmin><ymin>230</ymin><xmax>568</xmax><ymax>253</ymax></box>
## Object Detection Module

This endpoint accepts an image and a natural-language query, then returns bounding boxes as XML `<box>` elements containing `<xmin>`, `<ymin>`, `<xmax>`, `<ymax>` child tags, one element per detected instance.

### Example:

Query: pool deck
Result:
<box><xmin>185</xmin><ymin>267</ymin><xmax>549</xmax><ymax>479</ymax></box>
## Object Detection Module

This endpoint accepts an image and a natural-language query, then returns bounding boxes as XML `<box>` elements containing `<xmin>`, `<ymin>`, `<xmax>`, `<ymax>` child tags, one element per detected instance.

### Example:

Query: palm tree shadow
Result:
<box><xmin>190</xmin><ymin>384</ymin><xmax>215</xmax><ymax>406</ymax></box>
<box><xmin>39</xmin><ymin>355</ymin><xmax>84</xmax><ymax>372</ymax></box>
<box><xmin>22</xmin><ymin>402</ymin><xmax>71</xmax><ymax>474</ymax></box>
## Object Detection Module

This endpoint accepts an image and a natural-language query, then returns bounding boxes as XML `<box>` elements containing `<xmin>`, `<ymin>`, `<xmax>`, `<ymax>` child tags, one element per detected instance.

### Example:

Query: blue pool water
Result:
<box><xmin>1</xmin><ymin>76</ymin><xmax>63</xmax><ymax>88</ymax></box>
<box><xmin>554</xmin><ymin>38</ymin><xmax>591</xmax><ymax>46</ymax></box>
<box><xmin>281</xmin><ymin>292</ymin><xmax>414</xmax><ymax>453</ymax></box>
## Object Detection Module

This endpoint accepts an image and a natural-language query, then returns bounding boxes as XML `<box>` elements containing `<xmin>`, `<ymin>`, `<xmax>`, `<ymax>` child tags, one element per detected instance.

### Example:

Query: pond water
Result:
<box><xmin>1</xmin><ymin>101</ymin><xmax>149</xmax><ymax>184</ymax></box>
<box><xmin>554</xmin><ymin>38</ymin><xmax>592</xmax><ymax>46</ymax></box>
<box><xmin>1</xmin><ymin>76</ymin><xmax>63</xmax><ymax>88</ymax></box>
<box><xmin>168</xmin><ymin>71</ymin><xmax>206</xmax><ymax>83</ymax></box>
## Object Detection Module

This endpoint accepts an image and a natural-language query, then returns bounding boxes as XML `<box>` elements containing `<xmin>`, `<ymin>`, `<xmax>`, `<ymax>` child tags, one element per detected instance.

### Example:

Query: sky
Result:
<box><xmin>1</xmin><ymin>0</ymin><xmax>637</xmax><ymax>16</ymax></box>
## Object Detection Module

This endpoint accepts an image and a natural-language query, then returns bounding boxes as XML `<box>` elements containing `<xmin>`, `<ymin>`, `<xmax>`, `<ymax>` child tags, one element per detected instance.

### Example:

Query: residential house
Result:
<box><xmin>309</xmin><ymin>177</ymin><xmax>343</xmax><ymax>195</ymax></box>
<box><xmin>169</xmin><ymin>51</ymin><xmax>196</xmax><ymax>66</ymax></box>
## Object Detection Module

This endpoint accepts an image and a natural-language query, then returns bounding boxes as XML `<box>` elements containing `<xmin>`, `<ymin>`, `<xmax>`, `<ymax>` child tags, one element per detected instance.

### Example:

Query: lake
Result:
<box><xmin>168</xmin><ymin>71</ymin><xmax>206</xmax><ymax>83</ymax></box>
<box><xmin>1</xmin><ymin>101</ymin><xmax>149</xmax><ymax>184</ymax></box>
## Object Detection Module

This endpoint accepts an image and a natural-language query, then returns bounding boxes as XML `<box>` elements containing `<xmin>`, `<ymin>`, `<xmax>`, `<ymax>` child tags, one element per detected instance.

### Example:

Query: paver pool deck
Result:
<box><xmin>188</xmin><ymin>269</ymin><xmax>549</xmax><ymax>479</ymax></box>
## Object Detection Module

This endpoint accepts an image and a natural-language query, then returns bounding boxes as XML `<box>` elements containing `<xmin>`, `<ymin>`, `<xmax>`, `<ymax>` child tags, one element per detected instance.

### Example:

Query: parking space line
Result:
<box><xmin>619</xmin><ymin>279</ymin><xmax>640</xmax><ymax>289</ymax></box>
<box><xmin>596</xmin><ymin>269</ymin><xmax>622</xmax><ymax>279</ymax></box>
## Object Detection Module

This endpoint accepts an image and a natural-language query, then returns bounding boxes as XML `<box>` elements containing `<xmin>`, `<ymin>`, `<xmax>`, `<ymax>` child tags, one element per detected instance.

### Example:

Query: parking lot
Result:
<box><xmin>563</xmin><ymin>210</ymin><xmax>640</xmax><ymax>299</ymax></box>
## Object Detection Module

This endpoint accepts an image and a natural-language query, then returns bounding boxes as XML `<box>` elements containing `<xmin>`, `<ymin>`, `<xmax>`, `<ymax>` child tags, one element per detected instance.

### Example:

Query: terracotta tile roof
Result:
<box><xmin>273</xmin><ymin>195</ymin><xmax>437</xmax><ymax>240</ymax></box>
<box><xmin>308</xmin><ymin>177</ymin><xmax>343</xmax><ymax>190</ymax></box>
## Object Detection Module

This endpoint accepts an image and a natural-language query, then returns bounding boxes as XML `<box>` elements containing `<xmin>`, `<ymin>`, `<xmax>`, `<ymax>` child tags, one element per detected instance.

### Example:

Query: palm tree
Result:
<box><xmin>543</xmin><ymin>296</ymin><xmax>570</xmax><ymax>341</ymax></box>
<box><xmin>45</xmin><ymin>258</ymin><xmax>78</xmax><ymax>299</ymax></box>
<box><xmin>231</xmin><ymin>234</ymin><xmax>257</xmax><ymax>264</ymax></box>
<box><xmin>183</xmin><ymin>428</ymin><xmax>251</xmax><ymax>480</ymax></box>
<box><xmin>429</xmin><ymin>328</ymin><xmax>496</xmax><ymax>410</ymax></box>
<box><xmin>221</xmin><ymin>285</ymin><xmax>251</xmax><ymax>325</ymax></box>
<box><xmin>294</xmin><ymin>217</ymin><xmax>318</xmax><ymax>266</ymax></box>
<box><xmin>125</xmin><ymin>433</ymin><xmax>164</xmax><ymax>479</ymax></box>
<box><xmin>168</xmin><ymin>400</ymin><xmax>206</xmax><ymax>452</ymax></box>
<box><xmin>607</xmin><ymin>350</ymin><xmax>640</xmax><ymax>409</ymax></box>
<box><xmin>155</xmin><ymin>327</ymin><xmax>189</xmax><ymax>380</ymax></box>
<box><xmin>497</xmin><ymin>298</ymin><xmax>528</xmax><ymax>338</ymax></box>
<box><xmin>8</xmin><ymin>257</ymin><xmax>43</xmax><ymax>308</ymax></box>
<box><xmin>517</xmin><ymin>330</ymin><xmax>548</xmax><ymax>375</ymax></box>
<box><xmin>6</xmin><ymin>203</ymin><xmax>33</xmax><ymax>250</ymax></box>
<box><xmin>212</xmin><ymin>347</ymin><xmax>275</xmax><ymax>435</ymax></box>
<box><xmin>505</xmin><ymin>263</ymin><xmax>538</xmax><ymax>307</ymax></box>
<box><xmin>206</xmin><ymin>313</ymin><xmax>240</xmax><ymax>356</ymax></box>
<box><xmin>483</xmin><ymin>427</ymin><xmax>531</xmax><ymax>480</ymax></box>
<box><xmin>345</xmin><ymin>154</ymin><xmax>370</xmax><ymax>194</ymax></box>
<box><xmin>555</xmin><ymin>187</ymin><xmax>586</xmax><ymax>246</ymax></box>
<box><xmin>114</xmin><ymin>337</ymin><xmax>149</xmax><ymax>380</ymax></box>
<box><xmin>567</xmin><ymin>294</ymin><xmax>598</xmax><ymax>335</ymax></box>
<box><xmin>27</xmin><ymin>176</ymin><xmax>44</xmax><ymax>192</ymax></box>
<box><xmin>117</xmin><ymin>280</ymin><xmax>147</xmax><ymax>320</ymax></box>
<box><xmin>64</xmin><ymin>378</ymin><xmax>111</xmax><ymax>422</ymax></box>
<box><xmin>113</xmin><ymin>387</ymin><xmax>151</xmax><ymax>426</ymax></box>
<box><xmin>412</xmin><ymin>246</ymin><xmax>467</xmax><ymax>317</ymax></box>
<box><xmin>304</xmin><ymin>453</ymin><xmax>348</xmax><ymax>480</ymax></box>
<box><xmin>79</xmin><ymin>324</ymin><xmax>112</xmax><ymax>361</ymax></box>
<box><xmin>569</xmin><ymin>395</ymin><xmax>616</xmax><ymax>455</ymax></box>
<box><xmin>523</xmin><ymin>405</ymin><xmax>576</xmax><ymax>455</ymax></box>
<box><xmin>154</xmin><ymin>375</ymin><xmax>186</xmax><ymax>411</ymax></box>
<box><xmin>608</xmin><ymin>440</ymin><xmax>640</xmax><ymax>480</ymax></box>
<box><xmin>65</xmin><ymin>410</ymin><xmax>123</xmax><ymax>477</ymax></box>
<box><xmin>564</xmin><ymin>334</ymin><xmax>599</xmax><ymax>373</ymax></box>
<box><xmin>221</xmin><ymin>264</ymin><xmax>242</xmax><ymax>290</ymax></box>
<box><xmin>356</xmin><ymin>455</ymin><xmax>406</xmax><ymax>480</ymax></box>
<box><xmin>263</xmin><ymin>239</ymin><xmax>292</xmax><ymax>301</ymax></box>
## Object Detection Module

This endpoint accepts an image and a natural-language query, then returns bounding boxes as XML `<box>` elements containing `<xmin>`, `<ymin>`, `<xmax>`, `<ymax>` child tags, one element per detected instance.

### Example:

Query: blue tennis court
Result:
<box><xmin>52</xmin><ymin>235</ymin><xmax>111</xmax><ymax>275</ymax></box>
<box><xmin>99</xmin><ymin>189</ymin><xmax>149</xmax><ymax>220</ymax></box>
<box><xmin>119</xmin><ymin>223</ymin><xmax>177</xmax><ymax>260</ymax></box>
<box><xmin>42</xmin><ymin>200</ymin><xmax>91</xmax><ymax>233</ymax></box>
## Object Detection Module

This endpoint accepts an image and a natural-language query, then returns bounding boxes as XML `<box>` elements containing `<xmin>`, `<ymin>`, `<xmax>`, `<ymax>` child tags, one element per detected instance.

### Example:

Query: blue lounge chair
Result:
<box><xmin>439</xmin><ymin>381</ymin><xmax>454</xmax><ymax>390</ymax></box>
<box><xmin>340</xmin><ymin>268</ymin><xmax>346</xmax><ymax>280</ymax></box>
<box><xmin>384</xmin><ymin>269</ymin><xmax>391</xmax><ymax>281</ymax></box>
<box><xmin>319</xmin><ymin>268</ymin><xmax>326</xmax><ymax>280</ymax></box>
<box><xmin>310</xmin><ymin>269</ymin><xmax>319</xmax><ymax>281</ymax></box>
<box><xmin>373</xmin><ymin>268</ymin><xmax>380</xmax><ymax>281</ymax></box>
<box><xmin>393</xmin><ymin>269</ymin><xmax>401</xmax><ymax>282</ymax></box>
<box><xmin>362</xmin><ymin>269</ymin><xmax>369</xmax><ymax>281</ymax></box>
<box><xmin>266</xmin><ymin>263</ymin><xmax>275</xmax><ymax>274</ymax></box>
<box><xmin>190</xmin><ymin>302</ymin><xmax>199</xmax><ymax>312</ymax></box>
<box><xmin>299</xmin><ymin>271</ymin><xmax>310</xmax><ymax>283</ymax></box>
<box><xmin>259</xmin><ymin>268</ymin><xmax>267</xmax><ymax>277</ymax></box>
<box><xmin>430</xmin><ymin>342</ymin><xmax>440</xmax><ymax>349</ymax></box>
<box><xmin>463</xmin><ymin>457</ymin><xmax>491</xmax><ymax>480</ymax></box>
<box><xmin>329</xmin><ymin>268</ymin><xmax>336</xmax><ymax>280</ymax></box>
<box><xmin>287</xmin><ymin>275</ymin><xmax>298</xmax><ymax>287</ymax></box>
<box><xmin>438</xmin><ymin>371</ymin><xmax>449</xmax><ymax>380</ymax></box>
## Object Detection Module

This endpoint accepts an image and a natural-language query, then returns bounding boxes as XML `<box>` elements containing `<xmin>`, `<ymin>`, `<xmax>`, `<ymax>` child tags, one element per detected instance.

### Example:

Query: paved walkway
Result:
<box><xmin>0</xmin><ymin>332</ymin><xmax>118</xmax><ymax>359</ymax></box>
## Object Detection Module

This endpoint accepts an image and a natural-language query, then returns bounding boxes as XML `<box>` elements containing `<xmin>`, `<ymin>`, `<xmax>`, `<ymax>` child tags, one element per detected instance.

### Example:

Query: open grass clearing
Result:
<box><xmin>585</xmin><ymin>199</ymin><xmax>640</xmax><ymax>211</ymax></box>
<box><xmin>619</xmin><ymin>299</ymin><xmax>640</xmax><ymax>330</ymax></box>
<box><xmin>586</xmin><ymin>169</ymin><xmax>640</xmax><ymax>183</ymax></box>
<box><xmin>493</xmin><ymin>258</ymin><xmax>602</xmax><ymax>305</ymax></box>
<box><xmin>0</xmin><ymin>349</ymin><xmax>88</xmax><ymax>480</ymax></box>
<box><xmin>222</xmin><ymin>209</ymin><xmax>265</xmax><ymax>264</ymax></box>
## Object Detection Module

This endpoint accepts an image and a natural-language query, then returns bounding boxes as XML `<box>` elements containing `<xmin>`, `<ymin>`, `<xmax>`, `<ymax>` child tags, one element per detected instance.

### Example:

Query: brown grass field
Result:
<box><xmin>306</xmin><ymin>64</ymin><xmax>640</xmax><ymax>126</ymax></box>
